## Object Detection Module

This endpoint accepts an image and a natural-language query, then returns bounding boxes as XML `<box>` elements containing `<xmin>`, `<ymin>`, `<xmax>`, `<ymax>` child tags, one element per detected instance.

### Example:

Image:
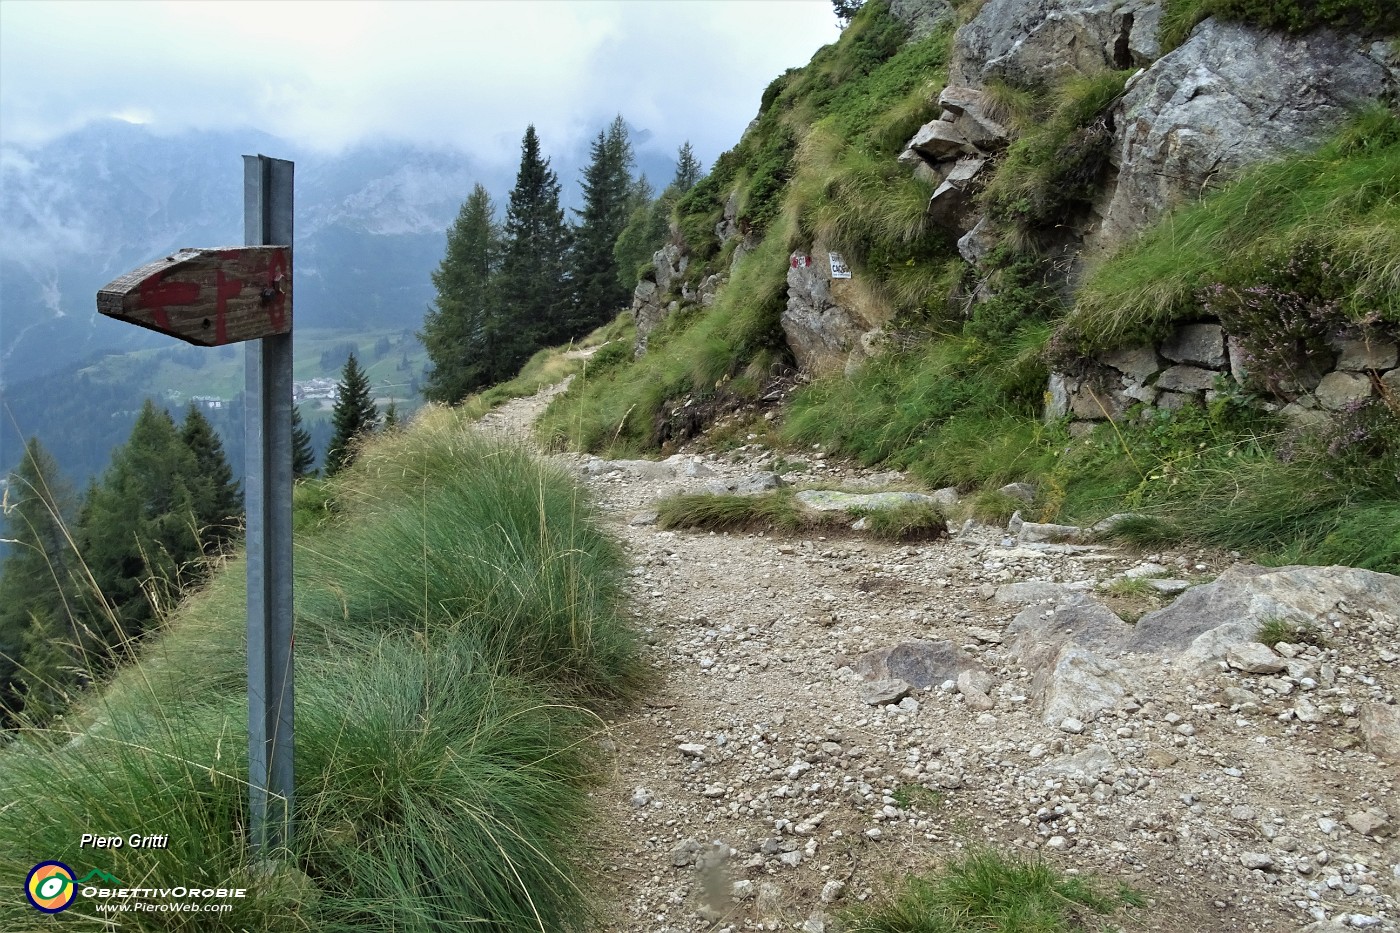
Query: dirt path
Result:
<box><xmin>482</xmin><ymin>381</ymin><xmax>1399</xmax><ymax>933</ymax></box>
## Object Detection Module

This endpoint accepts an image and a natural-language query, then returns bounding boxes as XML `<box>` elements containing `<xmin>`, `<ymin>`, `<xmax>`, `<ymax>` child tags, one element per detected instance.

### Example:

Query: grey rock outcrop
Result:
<box><xmin>950</xmin><ymin>0</ymin><xmax>1162</xmax><ymax>88</ymax></box>
<box><xmin>782</xmin><ymin>248</ymin><xmax>892</xmax><ymax>375</ymax></box>
<box><xmin>899</xmin><ymin>86</ymin><xmax>1010</xmax><ymax>236</ymax></box>
<box><xmin>1089</xmin><ymin>18</ymin><xmax>1400</xmax><ymax>257</ymax></box>
<box><xmin>794</xmin><ymin>489</ymin><xmax>941</xmax><ymax>513</ymax></box>
<box><xmin>1007</xmin><ymin>594</ymin><xmax>1133</xmax><ymax>656</ymax></box>
<box><xmin>632</xmin><ymin>244</ymin><xmax>690</xmax><ymax>355</ymax></box>
<box><xmin>1359</xmin><ymin>703</ymin><xmax>1400</xmax><ymax>762</ymax></box>
<box><xmin>890</xmin><ymin>0</ymin><xmax>955</xmax><ymax>40</ymax></box>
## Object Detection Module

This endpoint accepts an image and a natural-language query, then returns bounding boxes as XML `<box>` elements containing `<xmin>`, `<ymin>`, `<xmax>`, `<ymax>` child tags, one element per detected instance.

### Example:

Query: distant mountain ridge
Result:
<box><xmin>0</xmin><ymin>120</ymin><xmax>677</xmax><ymax>390</ymax></box>
<box><xmin>0</xmin><ymin>122</ymin><xmax>477</xmax><ymax>386</ymax></box>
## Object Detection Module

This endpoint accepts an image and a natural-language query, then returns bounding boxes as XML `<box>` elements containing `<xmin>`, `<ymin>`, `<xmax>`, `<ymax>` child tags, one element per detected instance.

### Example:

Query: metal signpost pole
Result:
<box><xmin>243</xmin><ymin>155</ymin><xmax>295</xmax><ymax>854</ymax></box>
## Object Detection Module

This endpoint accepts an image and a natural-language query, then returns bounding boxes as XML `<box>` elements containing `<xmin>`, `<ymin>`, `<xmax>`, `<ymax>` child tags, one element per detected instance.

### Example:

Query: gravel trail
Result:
<box><xmin>481</xmin><ymin>380</ymin><xmax>1399</xmax><ymax>933</ymax></box>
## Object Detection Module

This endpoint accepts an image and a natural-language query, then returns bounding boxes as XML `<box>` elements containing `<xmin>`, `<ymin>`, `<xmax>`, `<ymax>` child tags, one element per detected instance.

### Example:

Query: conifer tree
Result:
<box><xmin>78</xmin><ymin>401</ymin><xmax>203</xmax><ymax>650</ymax></box>
<box><xmin>420</xmin><ymin>183</ymin><xmax>502</xmax><ymax>403</ymax></box>
<box><xmin>673</xmin><ymin>141</ymin><xmax>703</xmax><ymax>192</ymax></box>
<box><xmin>0</xmin><ymin>438</ymin><xmax>80</xmax><ymax>723</ymax></box>
<box><xmin>180</xmin><ymin>404</ymin><xmax>242</xmax><ymax>553</ymax></box>
<box><xmin>568</xmin><ymin>115</ymin><xmax>635</xmax><ymax>336</ymax></box>
<box><xmin>498</xmin><ymin>125</ymin><xmax>571</xmax><ymax>357</ymax></box>
<box><xmin>325</xmin><ymin>353</ymin><xmax>380</xmax><ymax>476</ymax></box>
<box><xmin>291</xmin><ymin>405</ymin><xmax>317</xmax><ymax>478</ymax></box>
<box><xmin>383</xmin><ymin>401</ymin><xmax>400</xmax><ymax>431</ymax></box>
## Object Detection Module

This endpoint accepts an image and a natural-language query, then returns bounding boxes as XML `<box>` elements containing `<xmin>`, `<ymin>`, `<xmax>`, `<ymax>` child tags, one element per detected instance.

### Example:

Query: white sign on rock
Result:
<box><xmin>828</xmin><ymin>252</ymin><xmax>852</xmax><ymax>279</ymax></box>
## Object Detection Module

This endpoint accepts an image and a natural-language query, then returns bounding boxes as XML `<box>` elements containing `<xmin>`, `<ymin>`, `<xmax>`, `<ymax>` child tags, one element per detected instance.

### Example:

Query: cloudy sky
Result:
<box><xmin>0</xmin><ymin>0</ymin><xmax>841</xmax><ymax>168</ymax></box>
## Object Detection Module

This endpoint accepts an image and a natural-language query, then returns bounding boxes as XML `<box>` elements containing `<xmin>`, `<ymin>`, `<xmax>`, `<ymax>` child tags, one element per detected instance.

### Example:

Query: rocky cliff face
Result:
<box><xmin>1086</xmin><ymin>18</ymin><xmax>1399</xmax><ymax>260</ymax></box>
<box><xmin>628</xmin><ymin>0</ymin><xmax>1396</xmax><ymax>433</ymax></box>
<box><xmin>949</xmin><ymin>0</ymin><xmax>1160</xmax><ymax>86</ymax></box>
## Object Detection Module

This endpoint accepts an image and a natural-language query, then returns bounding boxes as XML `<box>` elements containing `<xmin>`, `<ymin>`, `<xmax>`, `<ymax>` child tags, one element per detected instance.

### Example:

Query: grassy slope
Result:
<box><xmin>539</xmin><ymin>1</ymin><xmax>1400</xmax><ymax>575</ymax></box>
<box><xmin>0</xmin><ymin>406</ymin><xmax>641</xmax><ymax>931</ymax></box>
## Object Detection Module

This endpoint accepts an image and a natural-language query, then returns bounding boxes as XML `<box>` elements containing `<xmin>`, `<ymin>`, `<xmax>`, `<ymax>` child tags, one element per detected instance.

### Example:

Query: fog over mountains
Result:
<box><xmin>0</xmin><ymin>119</ymin><xmax>675</xmax><ymax>387</ymax></box>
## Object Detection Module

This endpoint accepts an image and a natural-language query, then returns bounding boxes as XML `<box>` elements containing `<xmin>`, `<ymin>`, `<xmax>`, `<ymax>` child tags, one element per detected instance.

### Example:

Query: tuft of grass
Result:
<box><xmin>980</xmin><ymin>70</ymin><xmax>1133</xmax><ymax>249</ymax></box>
<box><xmin>855</xmin><ymin>501</ymin><xmax>948</xmax><ymax>541</ymax></box>
<box><xmin>1098</xmin><ymin>577</ymin><xmax>1166</xmax><ymax>623</ymax></box>
<box><xmin>891</xmin><ymin>785</ymin><xmax>944</xmax><ymax>811</ymax></box>
<box><xmin>965</xmin><ymin>489</ymin><xmax>1024</xmax><ymax>525</ymax></box>
<box><xmin>0</xmin><ymin>413</ymin><xmax>643</xmax><ymax>931</ymax></box>
<box><xmin>1102</xmin><ymin>577</ymin><xmax>1156</xmax><ymax>598</ymax></box>
<box><xmin>1254</xmin><ymin>610</ymin><xmax>1327</xmax><ymax>647</ymax></box>
<box><xmin>537</xmin><ymin>211</ymin><xmax>795</xmax><ymax>455</ymax></box>
<box><xmin>1257</xmin><ymin>616</ymin><xmax>1329</xmax><ymax>648</ymax></box>
<box><xmin>656</xmin><ymin>490</ymin><xmax>828</xmax><ymax>535</ymax></box>
<box><xmin>841</xmin><ymin>848</ymin><xmax>1140</xmax><ymax>933</ymax></box>
<box><xmin>1091</xmin><ymin>513</ymin><xmax>1183</xmax><ymax>547</ymax></box>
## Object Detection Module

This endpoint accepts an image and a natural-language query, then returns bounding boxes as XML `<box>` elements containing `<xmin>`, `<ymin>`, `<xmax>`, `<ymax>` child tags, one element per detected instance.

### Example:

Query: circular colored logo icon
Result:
<box><xmin>26</xmin><ymin>861</ymin><xmax>77</xmax><ymax>913</ymax></box>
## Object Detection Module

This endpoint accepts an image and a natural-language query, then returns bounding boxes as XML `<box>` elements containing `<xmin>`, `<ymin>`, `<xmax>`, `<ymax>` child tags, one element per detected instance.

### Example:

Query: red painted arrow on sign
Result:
<box><xmin>97</xmin><ymin>246</ymin><xmax>291</xmax><ymax>346</ymax></box>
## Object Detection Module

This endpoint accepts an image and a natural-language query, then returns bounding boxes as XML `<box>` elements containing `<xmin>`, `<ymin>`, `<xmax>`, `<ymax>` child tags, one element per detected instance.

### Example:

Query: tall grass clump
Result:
<box><xmin>841</xmin><ymin>848</ymin><xmax>1139</xmax><ymax>932</ymax></box>
<box><xmin>1</xmin><ymin>412</ymin><xmax>641</xmax><ymax>931</ymax></box>
<box><xmin>1043</xmin><ymin>393</ymin><xmax>1400</xmax><ymax>573</ymax></box>
<box><xmin>1066</xmin><ymin>107</ymin><xmax>1400</xmax><ymax>352</ymax></box>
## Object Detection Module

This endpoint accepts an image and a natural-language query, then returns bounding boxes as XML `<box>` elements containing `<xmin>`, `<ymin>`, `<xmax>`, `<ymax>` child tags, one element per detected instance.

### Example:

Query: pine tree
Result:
<box><xmin>420</xmin><ymin>184</ymin><xmax>502</xmax><ymax>404</ymax></box>
<box><xmin>180</xmin><ymin>404</ymin><xmax>242</xmax><ymax>553</ymax></box>
<box><xmin>673</xmin><ymin>141</ymin><xmax>703</xmax><ymax>192</ymax></box>
<box><xmin>325</xmin><ymin>353</ymin><xmax>380</xmax><ymax>476</ymax></box>
<box><xmin>833</xmin><ymin>0</ymin><xmax>864</xmax><ymax>26</ymax></box>
<box><xmin>291</xmin><ymin>405</ymin><xmax>317</xmax><ymax>478</ymax></box>
<box><xmin>78</xmin><ymin>401</ymin><xmax>204</xmax><ymax>651</ymax></box>
<box><xmin>498</xmin><ymin>125</ymin><xmax>571</xmax><ymax>359</ymax></box>
<box><xmin>383</xmin><ymin>401</ymin><xmax>400</xmax><ymax>431</ymax></box>
<box><xmin>568</xmin><ymin>115</ymin><xmax>636</xmax><ymax>336</ymax></box>
<box><xmin>0</xmin><ymin>438</ymin><xmax>81</xmax><ymax>723</ymax></box>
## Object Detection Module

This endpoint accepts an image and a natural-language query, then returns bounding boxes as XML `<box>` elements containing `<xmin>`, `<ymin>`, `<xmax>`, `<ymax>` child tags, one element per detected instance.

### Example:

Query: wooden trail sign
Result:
<box><xmin>97</xmin><ymin>245</ymin><xmax>291</xmax><ymax>346</ymax></box>
<box><xmin>93</xmin><ymin>154</ymin><xmax>297</xmax><ymax>856</ymax></box>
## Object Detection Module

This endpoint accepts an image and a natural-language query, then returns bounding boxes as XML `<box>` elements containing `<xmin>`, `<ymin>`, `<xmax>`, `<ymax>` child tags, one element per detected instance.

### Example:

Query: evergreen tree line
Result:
<box><xmin>419</xmin><ymin>118</ymin><xmax>704</xmax><ymax>404</ymax></box>
<box><xmin>0</xmin><ymin>351</ymin><xmax>386</xmax><ymax>728</ymax></box>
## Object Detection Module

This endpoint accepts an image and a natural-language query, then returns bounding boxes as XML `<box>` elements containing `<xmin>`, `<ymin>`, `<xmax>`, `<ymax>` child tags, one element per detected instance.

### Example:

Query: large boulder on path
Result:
<box><xmin>855</xmin><ymin>639</ymin><xmax>982</xmax><ymax>689</ymax></box>
<box><xmin>795</xmin><ymin>490</ymin><xmax>940</xmax><ymax>513</ymax></box>
<box><xmin>1007</xmin><ymin>593</ymin><xmax>1133</xmax><ymax>657</ymax></box>
<box><xmin>1124</xmin><ymin>564</ymin><xmax>1400</xmax><ymax>669</ymax></box>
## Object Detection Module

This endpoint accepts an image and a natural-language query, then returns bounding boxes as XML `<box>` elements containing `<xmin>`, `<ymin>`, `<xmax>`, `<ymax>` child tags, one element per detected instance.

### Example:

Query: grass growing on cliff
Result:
<box><xmin>0</xmin><ymin>410</ymin><xmax>641</xmax><ymax>932</ymax></box>
<box><xmin>537</xmin><ymin>212</ymin><xmax>794</xmax><ymax>454</ymax></box>
<box><xmin>981</xmin><ymin>69</ymin><xmax>1134</xmax><ymax>250</ymax></box>
<box><xmin>1066</xmin><ymin>107</ymin><xmax>1400</xmax><ymax>353</ymax></box>
<box><xmin>1160</xmin><ymin>0</ymin><xmax>1400</xmax><ymax>51</ymax></box>
<box><xmin>783</xmin><ymin>328</ymin><xmax>1053</xmax><ymax>488</ymax></box>
<box><xmin>538</xmin><ymin>2</ymin><xmax>964</xmax><ymax>455</ymax></box>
